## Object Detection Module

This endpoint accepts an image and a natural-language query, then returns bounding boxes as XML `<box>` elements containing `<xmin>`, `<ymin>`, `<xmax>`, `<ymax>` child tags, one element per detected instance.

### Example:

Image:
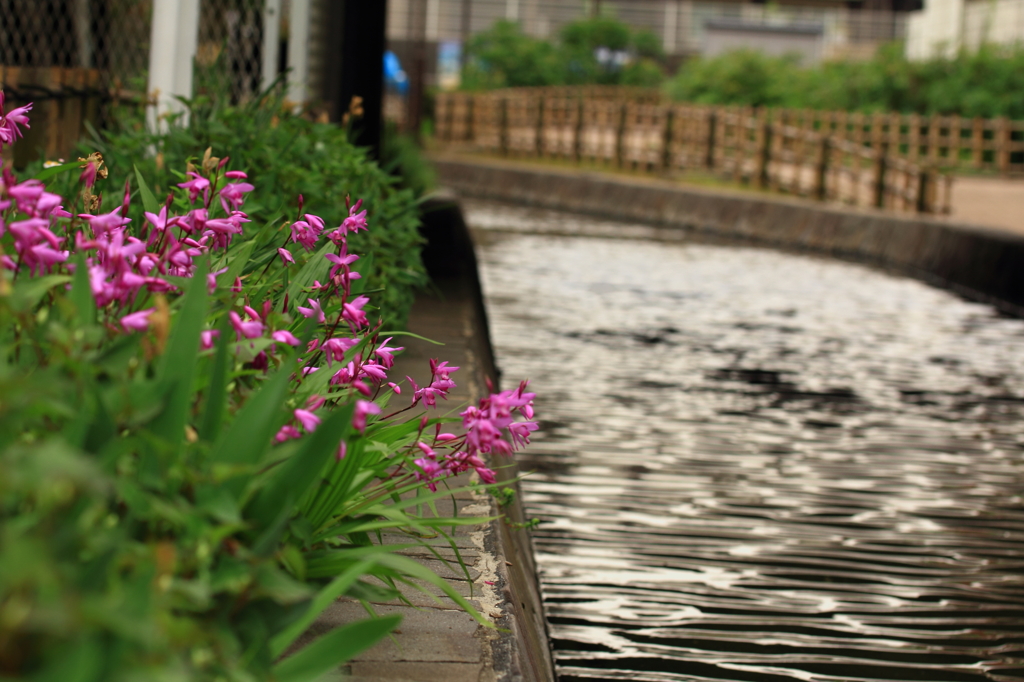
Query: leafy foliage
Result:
<box><xmin>668</xmin><ymin>43</ymin><xmax>1024</xmax><ymax>118</ymax></box>
<box><xmin>0</xmin><ymin>87</ymin><xmax>539</xmax><ymax>681</ymax></box>
<box><xmin>77</xmin><ymin>90</ymin><xmax>426</xmax><ymax>328</ymax></box>
<box><xmin>461</xmin><ymin>17</ymin><xmax>667</xmax><ymax>90</ymax></box>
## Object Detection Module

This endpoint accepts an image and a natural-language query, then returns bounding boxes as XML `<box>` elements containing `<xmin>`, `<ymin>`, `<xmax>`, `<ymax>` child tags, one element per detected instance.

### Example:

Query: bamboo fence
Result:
<box><xmin>0</xmin><ymin>65</ymin><xmax>126</xmax><ymax>167</ymax></box>
<box><xmin>433</xmin><ymin>86</ymin><xmax>1024</xmax><ymax>215</ymax></box>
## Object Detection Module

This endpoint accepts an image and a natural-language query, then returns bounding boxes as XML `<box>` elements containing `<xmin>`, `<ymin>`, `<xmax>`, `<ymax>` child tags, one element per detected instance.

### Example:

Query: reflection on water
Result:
<box><xmin>467</xmin><ymin>200</ymin><xmax>1024</xmax><ymax>682</ymax></box>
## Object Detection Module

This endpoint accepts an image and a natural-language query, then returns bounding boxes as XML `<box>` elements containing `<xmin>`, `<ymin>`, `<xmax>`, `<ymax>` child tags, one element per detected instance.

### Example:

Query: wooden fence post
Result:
<box><xmin>661</xmin><ymin>106</ymin><xmax>675</xmax><ymax>172</ymax></box>
<box><xmin>535</xmin><ymin>95</ymin><xmax>545</xmax><ymax>157</ymax></box>
<box><xmin>706</xmin><ymin>109</ymin><xmax>717</xmax><ymax>170</ymax></box>
<box><xmin>756</xmin><ymin>119</ymin><xmax>772</xmax><ymax>188</ymax></box>
<box><xmin>949</xmin><ymin>114</ymin><xmax>961</xmax><ymax>169</ymax></box>
<box><xmin>573</xmin><ymin>97</ymin><xmax>584</xmax><ymax>163</ymax></box>
<box><xmin>971</xmin><ymin>117</ymin><xmax>984</xmax><ymax>169</ymax></box>
<box><xmin>499</xmin><ymin>96</ymin><xmax>509</xmax><ymax>157</ymax></box>
<box><xmin>615</xmin><ymin>101</ymin><xmax>628</xmax><ymax>168</ymax></box>
<box><xmin>915</xmin><ymin>166</ymin><xmax>932</xmax><ymax>213</ymax></box>
<box><xmin>465</xmin><ymin>95</ymin><xmax>475</xmax><ymax>143</ymax></box>
<box><xmin>814</xmin><ymin>135</ymin><xmax>830</xmax><ymax>201</ymax></box>
<box><xmin>996</xmin><ymin>117</ymin><xmax>1010</xmax><ymax>174</ymax></box>
<box><xmin>444</xmin><ymin>93</ymin><xmax>455</xmax><ymax>142</ymax></box>
<box><xmin>873</xmin><ymin>142</ymin><xmax>889</xmax><ymax>209</ymax></box>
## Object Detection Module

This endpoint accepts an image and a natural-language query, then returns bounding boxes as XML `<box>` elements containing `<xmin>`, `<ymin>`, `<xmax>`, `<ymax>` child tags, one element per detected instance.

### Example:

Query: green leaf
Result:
<box><xmin>10</xmin><ymin>275</ymin><xmax>71</xmax><ymax>311</ymax></box>
<box><xmin>198</xmin><ymin>315</ymin><xmax>232</xmax><ymax>442</ymax></box>
<box><xmin>253</xmin><ymin>563</ymin><xmax>312</xmax><ymax>604</ymax></box>
<box><xmin>378</xmin><ymin>330</ymin><xmax>445</xmax><ymax>345</ymax></box>
<box><xmin>133</xmin><ymin>164</ymin><xmax>160</xmax><ymax>214</ymax></box>
<box><xmin>285</xmin><ymin>240</ymin><xmax>333</xmax><ymax>307</ymax></box>
<box><xmin>142</xmin><ymin>258</ymin><xmax>209</xmax><ymax>478</ymax></box>
<box><xmin>69</xmin><ymin>253</ymin><xmax>95</xmax><ymax>324</ymax></box>
<box><xmin>246</xmin><ymin>403</ymin><xmax>355</xmax><ymax>532</ymax></box>
<box><xmin>269</xmin><ymin>558</ymin><xmax>376</xmax><ymax>657</ymax></box>
<box><xmin>221</xmin><ymin>237</ymin><xmax>256</xmax><ymax>291</ymax></box>
<box><xmin>32</xmin><ymin>160</ymin><xmax>79</xmax><ymax>182</ymax></box>
<box><xmin>272</xmin><ymin>614</ymin><xmax>401</xmax><ymax>682</ymax></box>
<box><xmin>210</xmin><ymin>320</ymin><xmax>305</xmax><ymax>478</ymax></box>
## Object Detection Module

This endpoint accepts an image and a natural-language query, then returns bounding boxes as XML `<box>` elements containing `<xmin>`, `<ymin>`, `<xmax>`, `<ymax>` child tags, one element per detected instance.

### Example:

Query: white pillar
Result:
<box><xmin>506</xmin><ymin>0</ymin><xmax>520</xmax><ymax>22</ymax></box>
<box><xmin>73</xmin><ymin>0</ymin><xmax>93</xmax><ymax>68</ymax></box>
<box><xmin>147</xmin><ymin>0</ymin><xmax>200</xmax><ymax>132</ymax></box>
<box><xmin>287</xmin><ymin>0</ymin><xmax>311</xmax><ymax>105</ymax></box>
<box><xmin>261</xmin><ymin>0</ymin><xmax>282</xmax><ymax>91</ymax></box>
<box><xmin>427</xmin><ymin>0</ymin><xmax>441</xmax><ymax>40</ymax></box>
<box><xmin>663</xmin><ymin>1</ymin><xmax>679</xmax><ymax>55</ymax></box>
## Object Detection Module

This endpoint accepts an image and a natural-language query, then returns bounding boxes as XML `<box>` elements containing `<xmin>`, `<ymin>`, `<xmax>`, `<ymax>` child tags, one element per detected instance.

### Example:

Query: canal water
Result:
<box><xmin>466</xmin><ymin>199</ymin><xmax>1024</xmax><ymax>682</ymax></box>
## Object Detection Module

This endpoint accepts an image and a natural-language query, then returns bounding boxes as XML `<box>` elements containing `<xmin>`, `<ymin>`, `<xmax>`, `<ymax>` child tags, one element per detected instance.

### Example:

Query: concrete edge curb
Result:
<box><xmin>420</xmin><ymin>197</ymin><xmax>557</xmax><ymax>682</ymax></box>
<box><xmin>431</xmin><ymin>156</ymin><xmax>1024</xmax><ymax>317</ymax></box>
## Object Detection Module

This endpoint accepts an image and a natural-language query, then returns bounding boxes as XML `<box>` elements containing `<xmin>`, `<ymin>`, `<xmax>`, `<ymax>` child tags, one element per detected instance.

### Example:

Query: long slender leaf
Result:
<box><xmin>198</xmin><ymin>315</ymin><xmax>232</xmax><ymax>442</ymax></box>
<box><xmin>272</xmin><ymin>614</ymin><xmax>401</xmax><ymax>682</ymax></box>
<box><xmin>269</xmin><ymin>559</ymin><xmax>376</xmax><ymax>658</ymax></box>
<box><xmin>211</xmin><ymin>352</ymin><xmax>294</xmax><ymax>467</ymax></box>
<box><xmin>246</xmin><ymin>403</ymin><xmax>355</xmax><ymax>532</ymax></box>
<box><xmin>32</xmin><ymin>160</ymin><xmax>79</xmax><ymax>182</ymax></box>
<box><xmin>377</xmin><ymin>330</ymin><xmax>446</xmax><ymax>345</ymax></box>
<box><xmin>68</xmin><ymin>254</ymin><xmax>94</xmax><ymax>323</ymax></box>
<box><xmin>133</xmin><ymin>164</ymin><xmax>160</xmax><ymax>214</ymax></box>
<box><xmin>144</xmin><ymin>258</ymin><xmax>209</xmax><ymax>478</ymax></box>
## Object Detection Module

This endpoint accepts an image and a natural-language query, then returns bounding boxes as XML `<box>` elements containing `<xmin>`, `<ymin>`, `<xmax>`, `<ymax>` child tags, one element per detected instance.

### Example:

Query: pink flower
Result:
<box><xmin>219</xmin><ymin>181</ymin><xmax>254</xmax><ymax>212</ymax></box>
<box><xmin>79</xmin><ymin>208</ymin><xmax>131</xmax><ymax>236</ymax></box>
<box><xmin>374</xmin><ymin>337</ymin><xmax>403</xmax><ymax>368</ymax></box>
<box><xmin>352</xmin><ymin>400</ymin><xmax>381</xmax><ymax>433</ymax></box>
<box><xmin>294</xmin><ymin>408</ymin><xmax>321</xmax><ymax>433</ymax></box>
<box><xmin>297</xmin><ymin>298</ymin><xmax>325</xmax><ymax>323</ymax></box>
<box><xmin>207</xmin><ymin>266</ymin><xmax>229</xmax><ymax>294</ymax></box>
<box><xmin>229</xmin><ymin>311</ymin><xmax>264</xmax><ymax>340</ymax></box>
<box><xmin>336</xmin><ymin>441</ymin><xmax>348</xmax><ymax>460</ymax></box>
<box><xmin>387</xmin><ymin>381</ymin><xmax>402</xmax><ymax>394</ymax></box>
<box><xmin>342</xmin><ymin>295</ymin><xmax>369</xmax><ymax>329</ymax></box>
<box><xmin>413</xmin><ymin>455</ymin><xmax>443</xmax><ymax>492</ymax></box>
<box><xmin>341</xmin><ymin>200</ymin><xmax>368</xmax><ymax>234</ymax></box>
<box><xmin>200</xmin><ymin>329</ymin><xmax>220</xmax><ymax>349</ymax></box>
<box><xmin>271</xmin><ymin>330</ymin><xmax>301</xmax><ymax>346</ymax></box>
<box><xmin>276</xmin><ymin>425</ymin><xmax>302</xmax><ymax>443</ymax></box>
<box><xmin>277</xmin><ymin>247</ymin><xmax>295</xmax><ymax>265</ymax></box>
<box><xmin>289</xmin><ymin>215</ymin><xmax>324</xmax><ymax>251</ymax></box>
<box><xmin>323</xmin><ymin>336</ymin><xmax>358</xmax><ymax>366</ymax></box>
<box><xmin>178</xmin><ymin>172</ymin><xmax>210</xmax><ymax>203</ymax></box>
<box><xmin>120</xmin><ymin>307</ymin><xmax>156</xmax><ymax>332</ymax></box>
<box><xmin>0</xmin><ymin>92</ymin><xmax>32</xmax><ymax>146</ymax></box>
<box><xmin>80</xmin><ymin>160</ymin><xmax>98</xmax><ymax>188</ymax></box>
<box><xmin>224</xmin><ymin>170</ymin><xmax>248</xmax><ymax>180</ymax></box>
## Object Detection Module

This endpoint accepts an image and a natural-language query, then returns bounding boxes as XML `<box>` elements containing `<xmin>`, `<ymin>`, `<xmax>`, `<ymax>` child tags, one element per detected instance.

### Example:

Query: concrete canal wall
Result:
<box><xmin>432</xmin><ymin>155</ymin><xmax>1024</xmax><ymax>315</ymax></box>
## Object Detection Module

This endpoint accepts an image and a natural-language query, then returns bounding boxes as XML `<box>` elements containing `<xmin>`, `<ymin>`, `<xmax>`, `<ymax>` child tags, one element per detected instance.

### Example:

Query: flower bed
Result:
<box><xmin>0</xmin><ymin>91</ymin><xmax>537</xmax><ymax>681</ymax></box>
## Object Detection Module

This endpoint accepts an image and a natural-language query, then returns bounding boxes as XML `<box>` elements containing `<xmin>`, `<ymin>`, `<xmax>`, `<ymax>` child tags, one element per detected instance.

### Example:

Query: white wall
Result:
<box><xmin>907</xmin><ymin>0</ymin><xmax>1024</xmax><ymax>60</ymax></box>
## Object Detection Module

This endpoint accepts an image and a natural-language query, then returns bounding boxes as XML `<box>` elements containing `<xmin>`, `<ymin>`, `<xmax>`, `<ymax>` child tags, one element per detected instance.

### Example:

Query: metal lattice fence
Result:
<box><xmin>0</xmin><ymin>0</ymin><xmax>294</xmax><ymax>162</ymax></box>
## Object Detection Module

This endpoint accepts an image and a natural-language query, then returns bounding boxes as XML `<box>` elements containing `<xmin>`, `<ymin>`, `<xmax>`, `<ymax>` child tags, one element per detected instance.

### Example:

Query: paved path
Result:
<box><xmin>287</xmin><ymin>211</ymin><xmax>554</xmax><ymax>682</ymax></box>
<box><xmin>948</xmin><ymin>175</ymin><xmax>1024</xmax><ymax>235</ymax></box>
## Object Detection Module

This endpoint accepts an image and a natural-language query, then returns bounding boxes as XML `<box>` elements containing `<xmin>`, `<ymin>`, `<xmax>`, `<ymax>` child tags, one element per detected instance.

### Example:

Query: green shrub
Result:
<box><xmin>461</xmin><ymin>16</ymin><xmax>668</xmax><ymax>89</ymax></box>
<box><xmin>1</xmin><ymin>88</ymin><xmax>539</xmax><ymax>681</ymax></box>
<box><xmin>461</xmin><ymin>20</ymin><xmax>562</xmax><ymax>89</ymax></box>
<box><xmin>80</xmin><ymin>91</ymin><xmax>426</xmax><ymax>328</ymax></box>
<box><xmin>668</xmin><ymin>42</ymin><xmax>1024</xmax><ymax>118</ymax></box>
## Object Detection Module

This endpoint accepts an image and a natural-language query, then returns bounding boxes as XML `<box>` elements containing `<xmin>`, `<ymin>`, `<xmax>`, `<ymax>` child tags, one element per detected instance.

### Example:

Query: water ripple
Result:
<box><xmin>468</xmin><ymin>200</ymin><xmax>1024</xmax><ymax>681</ymax></box>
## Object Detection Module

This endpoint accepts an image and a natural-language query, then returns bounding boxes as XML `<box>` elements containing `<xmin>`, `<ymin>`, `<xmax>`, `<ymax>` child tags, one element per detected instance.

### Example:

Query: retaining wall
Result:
<box><xmin>432</xmin><ymin>156</ymin><xmax>1024</xmax><ymax>315</ymax></box>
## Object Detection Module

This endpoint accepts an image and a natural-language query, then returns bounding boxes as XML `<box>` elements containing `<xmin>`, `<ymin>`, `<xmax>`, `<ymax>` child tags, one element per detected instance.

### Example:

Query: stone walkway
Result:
<box><xmin>947</xmin><ymin>175</ymin><xmax>1024</xmax><ymax>235</ymax></box>
<box><xmin>287</xmin><ymin>203</ymin><xmax>554</xmax><ymax>682</ymax></box>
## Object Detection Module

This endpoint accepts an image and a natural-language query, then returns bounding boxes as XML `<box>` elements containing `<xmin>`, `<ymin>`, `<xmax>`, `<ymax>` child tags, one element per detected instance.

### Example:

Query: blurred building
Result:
<box><xmin>386</xmin><ymin>0</ymin><xmax>915</xmax><ymax>80</ymax></box>
<box><xmin>906</xmin><ymin>0</ymin><xmax>1024</xmax><ymax>59</ymax></box>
